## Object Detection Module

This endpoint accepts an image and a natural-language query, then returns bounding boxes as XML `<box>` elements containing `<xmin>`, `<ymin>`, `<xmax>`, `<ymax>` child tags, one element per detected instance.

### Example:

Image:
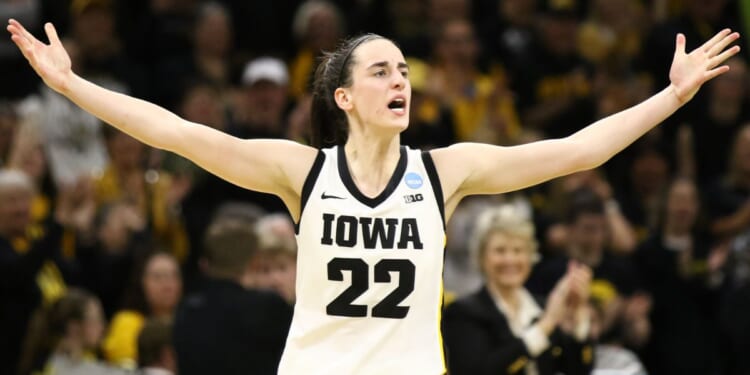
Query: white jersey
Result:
<box><xmin>279</xmin><ymin>146</ymin><xmax>447</xmax><ymax>375</ymax></box>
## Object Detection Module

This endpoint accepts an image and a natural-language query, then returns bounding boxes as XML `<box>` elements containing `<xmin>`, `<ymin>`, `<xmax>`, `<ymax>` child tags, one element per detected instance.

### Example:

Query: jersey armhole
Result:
<box><xmin>421</xmin><ymin>150</ymin><xmax>446</xmax><ymax>229</ymax></box>
<box><xmin>294</xmin><ymin>150</ymin><xmax>326</xmax><ymax>234</ymax></box>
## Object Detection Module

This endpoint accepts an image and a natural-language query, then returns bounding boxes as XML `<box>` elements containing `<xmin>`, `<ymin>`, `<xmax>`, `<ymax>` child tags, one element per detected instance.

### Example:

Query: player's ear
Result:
<box><xmin>334</xmin><ymin>88</ymin><xmax>352</xmax><ymax>111</ymax></box>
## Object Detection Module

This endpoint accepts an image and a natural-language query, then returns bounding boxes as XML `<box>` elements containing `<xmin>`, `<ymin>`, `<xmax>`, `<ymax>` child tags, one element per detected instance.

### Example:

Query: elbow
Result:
<box><xmin>153</xmin><ymin>118</ymin><xmax>189</xmax><ymax>153</ymax></box>
<box><xmin>567</xmin><ymin>139</ymin><xmax>606</xmax><ymax>172</ymax></box>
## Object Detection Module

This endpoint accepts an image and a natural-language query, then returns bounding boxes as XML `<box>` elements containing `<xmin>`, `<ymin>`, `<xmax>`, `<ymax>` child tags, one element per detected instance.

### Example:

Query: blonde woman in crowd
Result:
<box><xmin>443</xmin><ymin>205</ymin><xmax>593</xmax><ymax>375</ymax></box>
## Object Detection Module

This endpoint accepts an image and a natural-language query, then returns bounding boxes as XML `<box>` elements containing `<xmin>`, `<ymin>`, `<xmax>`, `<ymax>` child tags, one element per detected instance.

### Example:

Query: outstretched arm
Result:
<box><xmin>432</xmin><ymin>29</ymin><xmax>740</xmax><ymax>219</ymax></box>
<box><xmin>7</xmin><ymin>20</ymin><xmax>317</xmax><ymax>219</ymax></box>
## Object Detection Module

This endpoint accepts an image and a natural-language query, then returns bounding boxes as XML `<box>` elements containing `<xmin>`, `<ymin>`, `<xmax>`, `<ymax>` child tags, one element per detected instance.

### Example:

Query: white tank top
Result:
<box><xmin>278</xmin><ymin>146</ymin><xmax>447</xmax><ymax>375</ymax></box>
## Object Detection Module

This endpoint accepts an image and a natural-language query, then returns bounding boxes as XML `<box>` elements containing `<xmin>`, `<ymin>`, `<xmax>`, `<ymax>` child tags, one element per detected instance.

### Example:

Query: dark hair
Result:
<box><xmin>122</xmin><ymin>249</ymin><xmax>179</xmax><ymax>315</ymax></box>
<box><xmin>655</xmin><ymin>176</ymin><xmax>705</xmax><ymax>233</ymax></box>
<box><xmin>18</xmin><ymin>289</ymin><xmax>98</xmax><ymax>375</ymax></box>
<box><xmin>310</xmin><ymin>33</ymin><xmax>388</xmax><ymax>148</ymax></box>
<box><xmin>565</xmin><ymin>187</ymin><xmax>605</xmax><ymax>224</ymax></box>
<box><xmin>137</xmin><ymin>318</ymin><xmax>173</xmax><ymax>368</ymax></box>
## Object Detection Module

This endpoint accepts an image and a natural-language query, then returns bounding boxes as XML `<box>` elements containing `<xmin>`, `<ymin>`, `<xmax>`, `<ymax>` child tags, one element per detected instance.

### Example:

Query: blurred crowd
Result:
<box><xmin>0</xmin><ymin>0</ymin><xmax>749</xmax><ymax>374</ymax></box>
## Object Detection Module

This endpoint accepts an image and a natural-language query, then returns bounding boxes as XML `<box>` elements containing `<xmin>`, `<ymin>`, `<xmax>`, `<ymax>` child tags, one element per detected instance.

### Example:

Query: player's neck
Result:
<box><xmin>343</xmin><ymin>135</ymin><xmax>401</xmax><ymax>198</ymax></box>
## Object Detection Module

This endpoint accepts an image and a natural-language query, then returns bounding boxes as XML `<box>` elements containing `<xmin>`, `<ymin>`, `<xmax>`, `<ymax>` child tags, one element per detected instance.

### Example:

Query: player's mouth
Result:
<box><xmin>387</xmin><ymin>97</ymin><xmax>407</xmax><ymax>116</ymax></box>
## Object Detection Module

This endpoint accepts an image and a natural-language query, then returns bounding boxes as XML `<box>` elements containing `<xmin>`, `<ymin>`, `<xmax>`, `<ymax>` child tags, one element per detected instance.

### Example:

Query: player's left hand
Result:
<box><xmin>669</xmin><ymin>29</ymin><xmax>741</xmax><ymax>104</ymax></box>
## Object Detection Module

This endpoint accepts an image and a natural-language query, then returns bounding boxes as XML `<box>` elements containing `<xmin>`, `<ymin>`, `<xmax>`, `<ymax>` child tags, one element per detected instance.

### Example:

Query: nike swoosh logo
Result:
<box><xmin>321</xmin><ymin>192</ymin><xmax>346</xmax><ymax>200</ymax></box>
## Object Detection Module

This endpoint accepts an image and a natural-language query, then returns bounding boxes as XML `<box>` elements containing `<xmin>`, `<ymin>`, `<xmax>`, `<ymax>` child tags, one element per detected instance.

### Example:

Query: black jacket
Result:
<box><xmin>443</xmin><ymin>286</ymin><xmax>593</xmax><ymax>375</ymax></box>
<box><xmin>0</xmin><ymin>221</ymin><xmax>79</xmax><ymax>375</ymax></box>
<box><xmin>173</xmin><ymin>278</ymin><xmax>292</xmax><ymax>375</ymax></box>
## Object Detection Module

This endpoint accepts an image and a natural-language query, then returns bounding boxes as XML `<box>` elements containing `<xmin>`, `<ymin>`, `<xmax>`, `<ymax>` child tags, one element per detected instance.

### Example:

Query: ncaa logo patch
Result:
<box><xmin>404</xmin><ymin>172</ymin><xmax>423</xmax><ymax>189</ymax></box>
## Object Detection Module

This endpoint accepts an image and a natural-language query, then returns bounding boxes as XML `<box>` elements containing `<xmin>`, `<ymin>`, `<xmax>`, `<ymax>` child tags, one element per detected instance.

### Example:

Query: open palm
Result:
<box><xmin>6</xmin><ymin>19</ymin><xmax>72</xmax><ymax>93</ymax></box>
<box><xmin>669</xmin><ymin>29</ymin><xmax>741</xmax><ymax>104</ymax></box>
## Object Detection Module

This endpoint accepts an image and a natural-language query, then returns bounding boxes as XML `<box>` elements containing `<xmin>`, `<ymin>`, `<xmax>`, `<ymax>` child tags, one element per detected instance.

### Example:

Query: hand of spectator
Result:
<box><xmin>55</xmin><ymin>176</ymin><xmax>96</xmax><ymax>233</ymax></box>
<box><xmin>566</xmin><ymin>261</ymin><xmax>592</xmax><ymax>309</ymax></box>
<box><xmin>116</xmin><ymin>202</ymin><xmax>146</xmax><ymax>233</ymax></box>
<box><xmin>98</xmin><ymin>201</ymin><xmax>146</xmax><ymax>255</ymax></box>
<box><xmin>539</xmin><ymin>272</ymin><xmax>572</xmax><ymax>335</ymax></box>
<box><xmin>668</xmin><ymin>29</ymin><xmax>740</xmax><ymax>104</ymax></box>
<box><xmin>708</xmin><ymin>241</ymin><xmax>730</xmax><ymax>274</ymax></box>
<box><xmin>7</xmin><ymin>20</ymin><xmax>74</xmax><ymax>94</ymax></box>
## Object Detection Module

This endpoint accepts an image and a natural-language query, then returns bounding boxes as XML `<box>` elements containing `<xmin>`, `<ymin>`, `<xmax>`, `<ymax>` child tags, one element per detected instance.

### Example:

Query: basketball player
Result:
<box><xmin>7</xmin><ymin>19</ymin><xmax>740</xmax><ymax>374</ymax></box>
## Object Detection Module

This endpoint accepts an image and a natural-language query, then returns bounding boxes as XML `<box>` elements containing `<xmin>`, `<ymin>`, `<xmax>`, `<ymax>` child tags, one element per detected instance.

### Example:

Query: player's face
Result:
<box><xmin>344</xmin><ymin>39</ymin><xmax>411</xmax><ymax>134</ymax></box>
<box><xmin>481</xmin><ymin>232</ymin><xmax>533</xmax><ymax>290</ymax></box>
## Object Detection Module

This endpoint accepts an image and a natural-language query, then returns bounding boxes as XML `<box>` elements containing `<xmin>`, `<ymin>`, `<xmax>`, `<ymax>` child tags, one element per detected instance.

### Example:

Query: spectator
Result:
<box><xmin>635</xmin><ymin>177</ymin><xmax>724</xmax><ymax>375</ymax></box>
<box><xmin>5</xmin><ymin>109</ymin><xmax>59</xmax><ymax>227</ymax></box>
<box><xmin>510</xmin><ymin>0</ymin><xmax>596</xmax><ymax>139</ymax></box>
<box><xmin>16</xmin><ymin>83</ymin><xmax>109</xmax><ymax>190</ymax></box>
<box><xmin>18</xmin><ymin>288</ymin><xmax>127</xmax><ymax>375</ymax></box>
<box><xmin>249</xmin><ymin>213</ymin><xmax>297</xmax><ymax>304</ymax></box>
<box><xmin>67</xmin><ymin>0</ymin><xmax>147</xmax><ymax>96</ymax></box>
<box><xmin>705</xmin><ymin>124</ymin><xmax>750</xmax><ymax>240</ymax></box>
<box><xmin>615</xmin><ymin>146</ymin><xmax>672</xmax><ymax>240</ymax></box>
<box><xmin>288</xmin><ymin>0</ymin><xmax>344</xmax><ymax>99</ymax></box>
<box><xmin>230</xmin><ymin>56</ymin><xmax>291</xmax><ymax>140</ymax></box>
<box><xmin>398</xmin><ymin>57</ymin><xmax>456</xmax><ymax>149</ymax></box>
<box><xmin>153</xmin><ymin>2</ymin><xmax>236</xmax><ymax>109</ymax></box>
<box><xmin>136</xmin><ymin>318</ymin><xmax>176</xmax><ymax>375</ymax></box>
<box><xmin>528</xmin><ymin>189</ymin><xmax>651</xmax><ymax>351</ymax></box>
<box><xmin>427</xmin><ymin>18</ymin><xmax>522</xmax><ymax>145</ymax></box>
<box><xmin>95</xmin><ymin>126</ymin><xmax>190</xmax><ymax>262</ymax></box>
<box><xmin>219</xmin><ymin>57</ymin><xmax>292</xmax><ymax>214</ymax></box>
<box><xmin>174</xmin><ymin>216</ymin><xmax>292</xmax><ymax>375</ymax></box>
<box><xmin>443</xmin><ymin>204</ymin><xmax>593</xmax><ymax>375</ymax></box>
<box><xmin>78</xmin><ymin>199</ymin><xmax>148</xmax><ymax>318</ymax></box>
<box><xmin>588</xmin><ymin>296</ymin><xmax>648</xmax><ymax>375</ymax></box>
<box><xmin>102</xmin><ymin>250</ymin><xmax>182</xmax><ymax>369</ymax></box>
<box><xmin>541</xmin><ymin>170</ymin><xmax>638</xmax><ymax>255</ymax></box>
<box><xmin>686</xmin><ymin>57</ymin><xmax>750</xmax><ymax>184</ymax></box>
<box><xmin>0</xmin><ymin>169</ymin><xmax>84</xmax><ymax>375</ymax></box>
<box><xmin>161</xmin><ymin>80</ymin><xmax>233</xmax><ymax>290</ymax></box>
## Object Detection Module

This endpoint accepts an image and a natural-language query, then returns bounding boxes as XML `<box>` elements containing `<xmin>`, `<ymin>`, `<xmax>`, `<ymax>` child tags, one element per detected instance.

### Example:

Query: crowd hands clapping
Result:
<box><xmin>1</xmin><ymin>0</ymin><xmax>749</xmax><ymax>374</ymax></box>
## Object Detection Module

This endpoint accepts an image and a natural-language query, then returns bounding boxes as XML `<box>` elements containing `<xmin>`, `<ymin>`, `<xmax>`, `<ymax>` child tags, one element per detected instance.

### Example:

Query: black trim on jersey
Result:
<box><xmin>421</xmin><ymin>151</ymin><xmax>446</xmax><ymax>229</ymax></box>
<box><xmin>337</xmin><ymin>145</ymin><xmax>407</xmax><ymax>208</ymax></box>
<box><xmin>294</xmin><ymin>150</ymin><xmax>326</xmax><ymax>234</ymax></box>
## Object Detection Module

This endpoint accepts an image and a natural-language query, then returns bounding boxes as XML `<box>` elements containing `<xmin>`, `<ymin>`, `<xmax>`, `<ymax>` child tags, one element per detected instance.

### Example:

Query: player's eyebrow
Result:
<box><xmin>367</xmin><ymin>61</ymin><xmax>409</xmax><ymax>71</ymax></box>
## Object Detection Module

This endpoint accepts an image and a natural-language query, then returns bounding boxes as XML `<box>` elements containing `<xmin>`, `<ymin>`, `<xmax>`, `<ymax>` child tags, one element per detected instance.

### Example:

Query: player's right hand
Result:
<box><xmin>7</xmin><ymin>19</ymin><xmax>73</xmax><ymax>94</ymax></box>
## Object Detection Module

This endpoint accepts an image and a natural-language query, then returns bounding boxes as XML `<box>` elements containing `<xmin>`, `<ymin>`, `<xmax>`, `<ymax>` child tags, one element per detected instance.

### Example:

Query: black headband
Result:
<box><xmin>336</xmin><ymin>36</ymin><xmax>374</xmax><ymax>88</ymax></box>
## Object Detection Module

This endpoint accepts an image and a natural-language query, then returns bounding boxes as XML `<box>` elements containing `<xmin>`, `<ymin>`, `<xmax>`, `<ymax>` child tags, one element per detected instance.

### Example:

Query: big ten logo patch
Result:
<box><xmin>403</xmin><ymin>193</ymin><xmax>423</xmax><ymax>204</ymax></box>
